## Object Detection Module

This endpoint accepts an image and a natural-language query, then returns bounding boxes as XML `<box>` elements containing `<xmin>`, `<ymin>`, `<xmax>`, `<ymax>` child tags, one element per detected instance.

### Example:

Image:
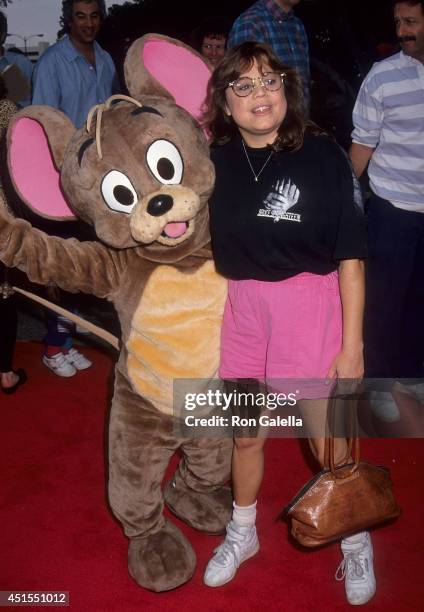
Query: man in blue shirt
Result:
<box><xmin>0</xmin><ymin>11</ymin><xmax>33</xmax><ymax>107</ymax></box>
<box><xmin>32</xmin><ymin>0</ymin><xmax>118</xmax><ymax>129</ymax></box>
<box><xmin>228</xmin><ymin>0</ymin><xmax>310</xmax><ymax>107</ymax></box>
<box><xmin>32</xmin><ymin>0</ymin><xmax>119</xmax><ymax>377</ymax></box>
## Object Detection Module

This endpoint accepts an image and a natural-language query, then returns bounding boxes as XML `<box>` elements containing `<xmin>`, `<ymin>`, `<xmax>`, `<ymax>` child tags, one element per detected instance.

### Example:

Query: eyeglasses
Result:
<box><xmin>228</xmin><ymin>72</ymin><xmax>286</xmax><ymax>97</ymax></box>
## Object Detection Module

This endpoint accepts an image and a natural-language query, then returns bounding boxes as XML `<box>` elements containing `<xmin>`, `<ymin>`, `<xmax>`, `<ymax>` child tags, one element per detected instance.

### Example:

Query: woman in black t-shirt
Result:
<box><xmin>202</xmin><ymin>42</ymin><xmax>374</xmax><ymax>606</ymax></box>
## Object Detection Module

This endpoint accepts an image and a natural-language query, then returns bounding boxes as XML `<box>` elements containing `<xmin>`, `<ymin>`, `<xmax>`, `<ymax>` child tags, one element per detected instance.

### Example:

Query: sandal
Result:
<box><xmin>1</xmin><ymin>369</ymin><xmax>28</xmax><ymax>395</ymax></box>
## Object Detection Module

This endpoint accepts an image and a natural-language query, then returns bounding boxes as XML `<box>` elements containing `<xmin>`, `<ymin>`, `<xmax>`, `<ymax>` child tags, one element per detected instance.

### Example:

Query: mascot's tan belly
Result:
<box><xmin>126</xmin><ymin>261</ymin><xmax>227</xmax><ymax>415</ymax></box>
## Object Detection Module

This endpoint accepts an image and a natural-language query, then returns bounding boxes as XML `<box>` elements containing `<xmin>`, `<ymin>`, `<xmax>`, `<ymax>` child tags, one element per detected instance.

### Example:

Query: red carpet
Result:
<box><xmin>1</xmin><ymin>342</ymin><xmax>423</xmax><ymax>611</ymax></box>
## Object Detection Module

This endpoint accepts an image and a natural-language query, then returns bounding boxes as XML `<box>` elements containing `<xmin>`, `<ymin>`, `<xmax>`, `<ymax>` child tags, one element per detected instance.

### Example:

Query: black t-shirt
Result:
<box><xmin>209</xmin><ymin>134</ymin><xmax>367</xmax><ymax>281</ymax></box>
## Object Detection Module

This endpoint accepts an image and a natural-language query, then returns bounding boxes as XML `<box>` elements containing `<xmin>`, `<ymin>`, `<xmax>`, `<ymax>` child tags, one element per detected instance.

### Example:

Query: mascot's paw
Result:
<box><xmin>164</xmin><ymin>471</ymin><xmax>233</xmax><ymax>534</ymax></box>
<box><xmin>128</xmin><ymin>519</ymin><xmax>196</xmax><ymax>592</ymax></box>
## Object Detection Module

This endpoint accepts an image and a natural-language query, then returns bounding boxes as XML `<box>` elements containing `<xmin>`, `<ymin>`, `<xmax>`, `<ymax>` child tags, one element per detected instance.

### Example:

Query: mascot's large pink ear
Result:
<box><xmin>124</xmin><ymin>34</ymin><xmax>211</xmax><ymax>122</ymax></box>
<box><xmin>7</xmin><ymin>106</ymin><xmax>77</xmax><ymax>220</ymax></box>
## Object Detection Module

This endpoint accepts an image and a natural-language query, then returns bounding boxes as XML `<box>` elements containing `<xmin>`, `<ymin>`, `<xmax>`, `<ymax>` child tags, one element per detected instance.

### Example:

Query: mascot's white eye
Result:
<box><xmin>101</xmin><ymin>170</ymin><xmax>138</xmax><ymax>213</ymax></box>
<box><xmin>146</xmin><ymin>139</ymin><xmax>184</xmax><ymax>185</ymax></box>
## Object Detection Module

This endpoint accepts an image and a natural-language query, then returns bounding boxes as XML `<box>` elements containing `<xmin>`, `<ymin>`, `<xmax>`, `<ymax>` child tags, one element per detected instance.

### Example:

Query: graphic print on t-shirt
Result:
<box><xmin>258</xmin><ymin>178</ymin><xmax>301</xmax><ymax>222</ymax></box>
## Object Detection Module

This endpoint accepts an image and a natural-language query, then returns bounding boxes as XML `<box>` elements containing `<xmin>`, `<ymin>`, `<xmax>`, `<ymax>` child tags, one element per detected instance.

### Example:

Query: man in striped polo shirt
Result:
<box><xmin>228</xmin><ymin>1</ymin><xmax>310</xmax><ymax>107</ymax></box>
<box><xmin>350</xmin><ymin>0</ymin><xmax>424</xmax><ymax>394</ymax></box>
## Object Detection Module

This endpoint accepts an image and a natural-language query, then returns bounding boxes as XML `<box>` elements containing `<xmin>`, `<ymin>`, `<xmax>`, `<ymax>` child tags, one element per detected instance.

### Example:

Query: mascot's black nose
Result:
<box><xmin>146</xmin><ymin>194</ymin><xmax>173</xmax><ymax>217</ymax></box>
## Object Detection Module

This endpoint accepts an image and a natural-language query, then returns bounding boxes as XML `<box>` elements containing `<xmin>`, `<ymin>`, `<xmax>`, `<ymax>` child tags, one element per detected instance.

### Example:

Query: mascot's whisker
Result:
<box><xmin>86</xmin><ymin>94</ymin><xmax>143</xmax><ymax>159</ymax></box>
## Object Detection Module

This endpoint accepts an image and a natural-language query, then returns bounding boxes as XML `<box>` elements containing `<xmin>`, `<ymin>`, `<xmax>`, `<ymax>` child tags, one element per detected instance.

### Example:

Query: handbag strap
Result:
<box><xmin>324</xmin><ymin>433</ymin><xmax>353</xmax><ymax>469</ymax></box>
<box><xmin>324</xmin><ymin>395</ymin><xmax>360</xmax><ymax>478</ymax></box>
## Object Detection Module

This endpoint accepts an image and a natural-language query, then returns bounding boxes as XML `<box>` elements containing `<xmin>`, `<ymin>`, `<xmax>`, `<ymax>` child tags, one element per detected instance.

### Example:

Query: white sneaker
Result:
<box><xmin>336</xmin><ymin>532</ymin><xmax>376</xmax><ymax>605</ymax></box>
<box><xmin>43</xmin><ymin>353</ymin><xmax>77</xmax><ymax>378</ymax></box>
<box><xmin>64</xmin><ymin>348</ymin><xmax>92</xmax><ymax>371</ymax></box>
<box><xmin>204</xmin><ymin>521</ymin><xmax>259</xmax><ymax>587</ymax></box>
<box><xmin>369</xmin><ymin>391</ymin><xmax>400</xmax><ymax>423</ymax></box>
<box><xmin>393</xmin><ymin>381</ymin><xmax>424</xmax><ymax>401</ymax></box>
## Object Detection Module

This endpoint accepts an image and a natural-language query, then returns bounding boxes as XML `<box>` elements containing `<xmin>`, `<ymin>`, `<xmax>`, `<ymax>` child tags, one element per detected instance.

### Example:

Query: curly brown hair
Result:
<box><xmin>203</xmin><ymin>41</ymin><xmax>324</xmax><ymax>152</ymax></box>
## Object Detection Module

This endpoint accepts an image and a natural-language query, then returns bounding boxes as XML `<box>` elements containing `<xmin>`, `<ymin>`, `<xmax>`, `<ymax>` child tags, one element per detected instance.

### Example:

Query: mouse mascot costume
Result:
<box><xmin>0</xmin><ymin>35</ymin><xmax>233</xmax><ymax>592</ymax></box>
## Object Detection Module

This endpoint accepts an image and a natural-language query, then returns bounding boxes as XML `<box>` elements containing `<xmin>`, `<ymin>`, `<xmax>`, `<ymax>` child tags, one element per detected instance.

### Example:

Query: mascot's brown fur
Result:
<box><xmin>0</xmin><ymin>35</ymin><xmax>233</xmax><ymax>592</ymax></box>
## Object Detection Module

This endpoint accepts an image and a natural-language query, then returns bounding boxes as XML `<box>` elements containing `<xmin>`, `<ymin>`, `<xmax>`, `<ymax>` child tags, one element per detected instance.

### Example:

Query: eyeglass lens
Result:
<box><xmin>232</xmin><ymin>73</ymin><xmax>282</xmax><ymax>96</ymax></box>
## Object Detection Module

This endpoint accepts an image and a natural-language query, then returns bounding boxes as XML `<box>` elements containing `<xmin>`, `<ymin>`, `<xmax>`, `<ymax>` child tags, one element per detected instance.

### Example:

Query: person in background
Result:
<box><xmin>228</xmin><ymin>1</ymin><xmax>310</xmax><ymax>107</ymax></box>
<box><xmin>31</xmin><ymin>0</ymin><xmax>119</xmax><ymax>378</ymax></box>
<box><xmin>191</xmin><ymin>16</ymin><xmax>231</xmax><ymax>68</ymax></box>
<box><xmin>0</xmin><ymin>11</ymin><xmax>33</xmax><ymax>108</ymax></box>
<box><xmin>32</xmin><ymin>0</ymin><xmax>118</xmax><ymax>129</ymax></box>
<box><xmin>203</xmin><ymin>41</ymin><xmax>374</xmax><ymax>606</ymax></box>
<box><xmin>349</xmin><ymin>0</ymin><xmax>424</xmax><ymax>420</ymax></box>
<box><xmin>0</xmin><ymin>74</ymin><xmax>26</xmax><ymax>394</ymax></box>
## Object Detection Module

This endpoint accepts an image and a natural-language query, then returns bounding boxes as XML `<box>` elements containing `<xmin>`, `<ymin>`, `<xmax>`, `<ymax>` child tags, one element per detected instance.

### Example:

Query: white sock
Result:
<box><xmin>342</xmin><ymin>531</ymin><xmax>368</xmax><ymax>544</ymax></box>
<box><xmin>232</xmin><ymin>501</ymin><xmax>257</xmax><ymax>527</ymax></box>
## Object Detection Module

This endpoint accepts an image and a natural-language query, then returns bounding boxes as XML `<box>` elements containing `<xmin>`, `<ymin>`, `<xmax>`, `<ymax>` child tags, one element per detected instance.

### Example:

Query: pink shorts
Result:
<box><xmin>220</xmin><ymin>272</ymin><xmax>342</xmax><ymax>384</ymax></box>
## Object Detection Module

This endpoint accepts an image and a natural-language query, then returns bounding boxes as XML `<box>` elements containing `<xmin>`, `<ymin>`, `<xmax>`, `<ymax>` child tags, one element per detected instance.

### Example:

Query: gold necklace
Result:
<box><xmin>242</xmin><ymin>139</ymin><xmax>273</xmax><ymax>182</ymax></box>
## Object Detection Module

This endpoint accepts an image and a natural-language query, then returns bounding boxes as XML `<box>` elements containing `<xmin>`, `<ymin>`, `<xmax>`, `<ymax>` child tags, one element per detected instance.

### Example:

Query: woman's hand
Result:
<box><xmin>326</xmin><ymin>345</ymin><xmax>364</xmax><ymax>381</ymax></box>
<box><xmin>326</xmin><ymin>346</ymin><xmax>364</xmax><ymax>398</ymax></box>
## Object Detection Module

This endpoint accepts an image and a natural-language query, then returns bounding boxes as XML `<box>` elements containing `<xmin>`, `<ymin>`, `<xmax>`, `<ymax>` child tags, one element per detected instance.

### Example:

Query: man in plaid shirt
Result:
<box><xmin>228</xmin><ymin>0</ymin><xmax>310</xmax><ymax>107</ymax></box>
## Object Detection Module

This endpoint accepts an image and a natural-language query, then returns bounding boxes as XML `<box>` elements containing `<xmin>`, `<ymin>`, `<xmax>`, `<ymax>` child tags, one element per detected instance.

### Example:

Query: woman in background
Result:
<box><xmin>190</xmin><ymin>16</ymin><xmax>230</xmax><ymax>69</ymax></box>
<box><xmin>0</xmin><ymin>74</ymin><xmax>26</xmax><ymax>393</ymax></box>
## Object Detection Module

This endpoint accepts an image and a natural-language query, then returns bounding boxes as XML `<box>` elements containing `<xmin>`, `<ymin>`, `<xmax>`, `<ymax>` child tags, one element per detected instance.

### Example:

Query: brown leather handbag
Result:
<box><xmin>283</xmin><ymin>400</ymin><xmax>401</xmax><ymax>547</ymax></box>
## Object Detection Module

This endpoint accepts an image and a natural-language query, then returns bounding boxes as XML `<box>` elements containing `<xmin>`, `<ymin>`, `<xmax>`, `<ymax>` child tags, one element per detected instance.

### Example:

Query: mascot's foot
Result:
<box><xmin>128</xmin><ymin>519</ymin><xmax>196</xmax><ymax>592</ymax></box>
<box><xmin>164</xmin><ymin>471</ymin><xmax>233</xmax><ymax>534</ymax></box>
